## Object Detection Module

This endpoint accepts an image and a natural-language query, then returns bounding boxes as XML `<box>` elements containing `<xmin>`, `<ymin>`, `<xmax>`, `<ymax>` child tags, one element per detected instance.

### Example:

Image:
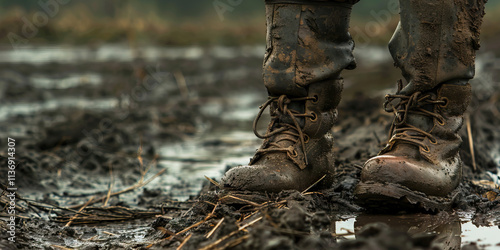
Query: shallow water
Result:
<box><xmin>28</xmin><ymin>221</ymin><xmax>154</xmax><ymax>249</ymax></box>
<box><xmin>30</xmin><ymin>73</ymin><xmax>103</xmax><ymax>89</ymax></box>
<box><xmin>0</xmin><ymin>44</ymin><xmax>390</xmax><ymax>65</ymax></box>
<box><xmin>157</xmin><ymin>130</ymin><xmax>260</xmax><ymax>200</ymax></box>
<box><xmin>0</xmin><ymin>97</ymin><xmax>117</xmax><ymax>121</ymax></box>
<box><xmin>336</xmin><ymin>213</ymin><xmax>500</xmax><ymax>249</ymax></box>
<box><xmin>0</xmin><ymin>45</ymin><xmax>265</xmax><ymax>64</ymax></box>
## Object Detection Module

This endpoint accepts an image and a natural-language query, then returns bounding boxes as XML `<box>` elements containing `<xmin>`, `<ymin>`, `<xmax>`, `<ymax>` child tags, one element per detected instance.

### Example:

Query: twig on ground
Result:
<box><xmin>466</xmin><ymin>114</ymin><xmax>477</xmax><ymax>171</ymax></box>
<box><xmin>54</xmin><ymin>206</ymin><xmax>161</xmax><ymax>224</ymax></box>
<box><xmin>50</xmin><ymin>245</ymin><xmax>72</xmax><ymax>250</ymax></box>
<box><xmin>204</xmin><ymin>201</ymin><xmax>217</xmax><ymax>207</ymax></box>
<box><xmin>103</xmin><ymin>231</ymin><xmax>118</xmax><ymax>236</ymax></box>
<box><xmin>241</xmin><ymin>210</ymin><xmax>259</xmax><ymax>221</ymax></box>
<box><xmin>200</xmin><ymin>216</ymin><xmax>262</xmax><ymax>250</ymax></box>
<box><xmin>177</xmin><ymin>234</ymin><xmax>192</xmax><ymax>250</ymax></box>
<box><xmin>205</xmin><ymin>176</ymin><xmax>222</xmax><ymax>189</ymax></box>
<box><xmin>331</xmin><ymin>232</ymin><xmax>356</xmax><ymax>237</ymax></box>
<box><xmin>175</xmin><ymin>203</ymin><xmax>219</xmax><ymax>237</ymax></box>
<box><xmin>174</xmin><ymin>216</ymin><xmax>213</xmax><ymax>238</ymax></box>
<box><xmin>69</xmin><ymin>168</ymin><xmax>165</xmax><ymax>210</ymax></box>
<box><xmin>103</xmin><ymin>163</ymin><xmax>114</xmax><ymax>207</ymax></box>
<box><xmin>84</xmin><ymin>235</ymin><xmax>98</xmax><ymax>241</ymax></box>
<box><xmin>215</xmin><ymin>234</ymin><xmax>250</xmax><ymax>250</ymax></box>
<box><xmin>64</xmin><ymin>197</ymin><xmax>93</xmax><ymax>227</ymax></box>
<box><xmin>219</xmin><ymin>195</ymin><xmax>260</xmax><ymax>207</ymax></box>
<box><xmin>301</xmin><ymin>174</ymin><xmax>326</xmax><ymax>194</ymax></box>
<box><xmin>147</xmin><ymin>203</ymin><xmax>221</xmax><ymax>248</ymax></box>
<box><xmin>302</xmin><ymin>192</ymin><xmax>324</xmax><ymax>196</ymax></box>
<box><xmin>206</xmin><ymin>217</ymin><xmax>225</xmax><ymax>238</ymax></box>
<box><xmin>22</xmin><ymin>199</ymin><xmax>90</xmax><ymax>216</ymax></box>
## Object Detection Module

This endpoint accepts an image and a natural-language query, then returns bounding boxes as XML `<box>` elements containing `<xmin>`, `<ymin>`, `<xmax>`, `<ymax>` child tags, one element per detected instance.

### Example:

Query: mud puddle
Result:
<box><xmin>335</xmin><ymin>213</ymin><xmax>500</xmax><ymax>249</ymax></box>
<box><xmin>15</xmin><ymin>219</ymin><xmax>156</xmax><ymax>249</ymax></box>
<box><xmin>0</xmin><ymin>97</ymin><xmax>118</xmax><ymax>121</ymax></box>
<box><xmin>157</xmin><ymin>130</ymin><xmax>260</xmax><ymax>200</ymax></box>
<box><xmin>0</xmin><ymin>45</ymin><xmax>265</xmax><ymax>65</ymax></box>
<box><xmin>0</xmin><ymin>44</ymin><xmax>389</xmax><ymax>65</ymax></box>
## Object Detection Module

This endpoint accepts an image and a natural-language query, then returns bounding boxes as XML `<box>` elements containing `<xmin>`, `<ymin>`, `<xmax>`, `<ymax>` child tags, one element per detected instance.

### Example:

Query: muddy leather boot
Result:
<box><xmin>220</xmin><ymin>0</ymin><xmax>358</xmax><ymax>192</ymax></box>
<box><xmin>354</xmin><ymin>0</ymin><xmax>487</xmax><ymax>211</ymax></box>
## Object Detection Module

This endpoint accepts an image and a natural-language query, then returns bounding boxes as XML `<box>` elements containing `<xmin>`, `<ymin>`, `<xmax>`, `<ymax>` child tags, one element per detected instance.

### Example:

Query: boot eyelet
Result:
<box><xmin>439</xmin><ymin>97</ymin><xmax>449</xmax><ymax>108</ymax></box>
<box><xmin>421</xmin><ymin>146</ymin><xmax>430</xmax><ymax>153</ymax></box>
<box><xmin>290</xmin><ymin>149</ymin><xmax>298</xmax><ymax>157</ymax></box>
<box><xmin>309</xmin><ymin>112</ymin><xmax>318</xmax><ymax>122</ymax></box>
<box><xmin>311</xmin><ymin>95</ymin><xmax>319</xmax><ymax>103</ymax></box>
<box><xmin>437</xmin><ymin>118</ymin><xmax>446</xmax><ymax>126</ymax></box>
<box><xmin>430</xmin><ymin>138</ymin><xmax>438</xmax><ymax>144</ymax></box>
<box><xmin>303</xmin><ymin>134</ymin><xmax>310</xmax><ymax>143</ymax></box>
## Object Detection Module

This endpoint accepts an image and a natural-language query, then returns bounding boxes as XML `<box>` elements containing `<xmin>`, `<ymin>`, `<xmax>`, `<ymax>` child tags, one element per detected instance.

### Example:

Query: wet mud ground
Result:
<box><xmin>0</xmin><ymin>44</ymin><xmax>499</xmax><ymax>249</ymax></box>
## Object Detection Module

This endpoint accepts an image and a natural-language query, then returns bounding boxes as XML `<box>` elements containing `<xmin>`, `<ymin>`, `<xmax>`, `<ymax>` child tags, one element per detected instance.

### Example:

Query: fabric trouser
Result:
<box><xmin>264</xmin><ymin>0</ymin><xmax>486</xmax><ymax>94</ymax></box>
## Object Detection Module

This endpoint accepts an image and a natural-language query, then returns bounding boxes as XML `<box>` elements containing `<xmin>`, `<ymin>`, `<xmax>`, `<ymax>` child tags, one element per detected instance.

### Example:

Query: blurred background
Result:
<box><xmin>0</xmin><ymin>0</ymin><xmax>499</xmax><ymax>46</ymax></box>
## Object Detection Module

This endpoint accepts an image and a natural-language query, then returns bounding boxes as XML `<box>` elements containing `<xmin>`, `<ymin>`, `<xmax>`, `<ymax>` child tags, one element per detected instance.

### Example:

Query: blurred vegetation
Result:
<box><xmin>0</xmin><ymin>0</ymin><xmax>499</xmax><ymax>46</ymax></box>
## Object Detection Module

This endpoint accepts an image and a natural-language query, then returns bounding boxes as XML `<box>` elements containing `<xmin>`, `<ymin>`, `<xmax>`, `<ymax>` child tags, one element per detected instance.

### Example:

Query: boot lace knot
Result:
<box><xmin>253</xmin><ymin>94</ymin><xmax>316</xmax><ymax>164</ymax></box>
<box><xmin>383</xmin><ymin>80</ymin><xmax>447</xmax><ymax>152</ymax></box>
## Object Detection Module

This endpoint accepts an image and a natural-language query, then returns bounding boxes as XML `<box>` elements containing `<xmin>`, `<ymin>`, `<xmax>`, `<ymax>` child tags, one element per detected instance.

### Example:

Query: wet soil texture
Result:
<box><xmin>0</xmin><ymin>45</ymin><xmax>499</xmax><ymax>249</ymax></box>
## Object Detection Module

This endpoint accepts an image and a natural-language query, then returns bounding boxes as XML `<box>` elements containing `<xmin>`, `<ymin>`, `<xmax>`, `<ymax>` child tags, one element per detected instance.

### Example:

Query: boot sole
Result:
<box><xmin>354</xmin><ymin>182</ymin><xmax>458</xmax><ymax>213</ymax></box>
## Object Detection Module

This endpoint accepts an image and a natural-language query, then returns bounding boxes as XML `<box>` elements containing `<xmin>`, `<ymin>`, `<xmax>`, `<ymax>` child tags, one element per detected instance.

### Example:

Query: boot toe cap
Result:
<box><xmin>361</xmin><ymin>155</ymin><xmax>414</xmax><ymax>184</ymax></box>
<box><xmin>221</xmin><ymin>165</ymin><xmax>294</xmax><ymax>192</ymax></box>
<box><xmin>360</xmin><ymin>155</ymin><xmax>458</xmax><ymax>196</ymax></box>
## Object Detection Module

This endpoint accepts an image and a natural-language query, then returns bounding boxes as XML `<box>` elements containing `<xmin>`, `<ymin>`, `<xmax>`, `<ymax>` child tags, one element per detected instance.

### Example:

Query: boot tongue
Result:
<box><xmin>400</xmin><ymin>92</ymin><xmax>437</xmax><ymax>134</ymax></box>
<box><xmin>406</xmin><ymin>112</ymin><xmax>433</xmax><ymax>133</ymax></box>
<box><xmin>274</xmin><ymin>100</ymin><xmax>305</xmax><ymax>128</ymax></box>
<box><xmin>266</xmin><ymin>100</ymin><xmax>306</xmax><ymax>151</ymax></box>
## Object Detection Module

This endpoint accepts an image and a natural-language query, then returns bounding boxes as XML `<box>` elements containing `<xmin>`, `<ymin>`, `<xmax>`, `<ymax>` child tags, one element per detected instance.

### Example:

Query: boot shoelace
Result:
<box><xmin>384</xmin><ymin>81</ymin><xmax>447</xmax><ymax>152</ymax></box>
<box><xmin>253</xmin><ymin>95</ymin><xmax>316</xmax><ymax>164</ymax></box>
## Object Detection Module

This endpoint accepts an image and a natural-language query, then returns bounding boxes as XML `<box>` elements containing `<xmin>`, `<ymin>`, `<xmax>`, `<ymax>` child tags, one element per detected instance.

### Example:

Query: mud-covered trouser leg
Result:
<box><xmin>263</xmin><ymin>0</ymin><xmax>357</xmax><ymax>97</ymax></box>
<box><xmin>220</xmin><ymin>0</ymin><xmax>358</xmax><ymax>192</ymax></box>
<box><xmin>389</xmin><ymin>0</ymin><xmax>487</xmax><ymax>94</ymax></box>
<box><xmin>354</xmin><ymin>0</ymin><xmax>487</xmax><ymax>211</ymax></box>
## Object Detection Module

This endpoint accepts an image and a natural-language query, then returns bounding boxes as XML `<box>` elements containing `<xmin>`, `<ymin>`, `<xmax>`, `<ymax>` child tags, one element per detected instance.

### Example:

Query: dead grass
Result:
<box><xmin>0</xmin><ymin>3</ymin><xmax>499</xmax><ymax>47</ymax></box>
<box><xmin>0</xmin><ymin>3</ymin><xmax>265</xmax><ymax>46</ymax></box>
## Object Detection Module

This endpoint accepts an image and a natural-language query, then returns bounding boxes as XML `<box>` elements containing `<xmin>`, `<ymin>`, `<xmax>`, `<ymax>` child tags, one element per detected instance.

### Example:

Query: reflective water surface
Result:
<box><xmin>336</xmin><ymin>213</ymin><xmax>500</xmax><ymax>249</ymax></box>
